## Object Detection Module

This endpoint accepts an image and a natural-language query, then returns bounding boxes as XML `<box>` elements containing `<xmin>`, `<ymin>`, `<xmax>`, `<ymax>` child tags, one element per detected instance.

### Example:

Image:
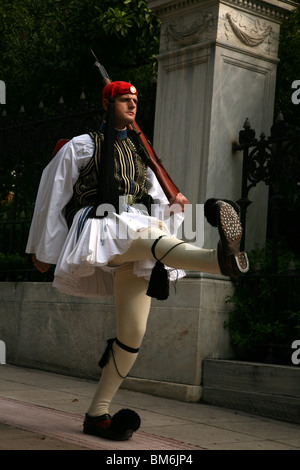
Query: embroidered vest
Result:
<box><xmin>65</xmin><ymin>131</ymin><xmax>148</xmax><ymax>227</ymax></box>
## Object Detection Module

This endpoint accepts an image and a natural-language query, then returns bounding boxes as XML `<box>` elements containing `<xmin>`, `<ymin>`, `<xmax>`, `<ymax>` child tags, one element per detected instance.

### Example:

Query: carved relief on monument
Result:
<box><xmin>222</xmin><ymin>10</ymin><xmax>278</xmax><ymax>56</ymax></box>
<box><xmin>160</xmin><ymin>11</ymin><xmax>216</xmax><ymax>52</ymax></box>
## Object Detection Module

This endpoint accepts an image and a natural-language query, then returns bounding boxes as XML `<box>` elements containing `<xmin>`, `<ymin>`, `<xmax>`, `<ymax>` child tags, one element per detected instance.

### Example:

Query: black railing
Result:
<box><xmin>228</xmin><ymin>115</ymin><xmax>300</xmax><ymax>365</ymax></box>
<box><xmin>233</xmin><ymin>114</ymin><xmax>300</xmax><ymax>267</ymax></box>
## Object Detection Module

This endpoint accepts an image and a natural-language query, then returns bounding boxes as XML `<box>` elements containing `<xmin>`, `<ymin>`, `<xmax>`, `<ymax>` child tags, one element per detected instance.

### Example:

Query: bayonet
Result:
<box><xmin>90</xmin><ymin>49</ymin><xmax>111</xmax><ymax>85</ymax></box>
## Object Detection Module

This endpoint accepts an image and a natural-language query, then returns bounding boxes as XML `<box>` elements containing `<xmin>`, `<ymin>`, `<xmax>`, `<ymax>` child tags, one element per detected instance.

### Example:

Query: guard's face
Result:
<box><xmin>104</xmin><ymin>93</ymin><xmax>138</xmax><ymax>129</ymax></box>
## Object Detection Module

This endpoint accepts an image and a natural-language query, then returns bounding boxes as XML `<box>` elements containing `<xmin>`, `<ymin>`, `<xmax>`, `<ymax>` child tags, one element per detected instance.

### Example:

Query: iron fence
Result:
<box><xmin>229</xmin><ymin>115</ymin><xmax>300</xmax><ymax>364</ymax></box>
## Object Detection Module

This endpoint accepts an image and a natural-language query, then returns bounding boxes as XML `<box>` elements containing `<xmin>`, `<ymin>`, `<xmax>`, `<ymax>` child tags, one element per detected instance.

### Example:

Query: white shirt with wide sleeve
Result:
<box><xmin>26</xmin><ymin>134</ymin><xmax>185</xmax><ymax>298</ymax></box>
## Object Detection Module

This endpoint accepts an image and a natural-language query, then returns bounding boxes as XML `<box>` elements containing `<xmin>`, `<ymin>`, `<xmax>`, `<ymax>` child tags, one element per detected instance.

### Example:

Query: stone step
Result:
<box><xmin>202</xmin><ymin>359</ymin><xmax>300</xmax><ymax>424</ymax></box>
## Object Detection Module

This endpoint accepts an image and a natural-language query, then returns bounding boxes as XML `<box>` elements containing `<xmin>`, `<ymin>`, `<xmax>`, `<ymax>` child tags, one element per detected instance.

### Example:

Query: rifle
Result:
<box><xmin>90</xmin><ymin>50</ymin><xmax>180</xmax><ymax>203</ymax></box>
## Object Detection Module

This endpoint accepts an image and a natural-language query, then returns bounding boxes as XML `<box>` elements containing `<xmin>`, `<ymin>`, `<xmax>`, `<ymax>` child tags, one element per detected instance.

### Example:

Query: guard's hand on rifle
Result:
<box><xmin>32</xmin><ymin>254</ymin><xmax>51</xmax><ymax>273</ymax></box>
<box><xmin>169</xmin><ymin>192</ymin><xmax>189</xmax><ymax>213</ymax></box>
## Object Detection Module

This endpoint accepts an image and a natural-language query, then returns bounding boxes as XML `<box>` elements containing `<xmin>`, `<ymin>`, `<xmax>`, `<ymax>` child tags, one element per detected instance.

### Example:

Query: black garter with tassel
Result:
<box><xmin>98</xmin><ymin>337</ymin><xmax>139</xmax><ymax>371</ymax></box>
<box><xmin>98</xmin><ymin>338</ymin><xmax>115</xmax><ymax>369</ymax></box>
<box><xmin>146</xmin><ymin>235</ymin><xmax>186</xmax><ymax>301</ymax></box>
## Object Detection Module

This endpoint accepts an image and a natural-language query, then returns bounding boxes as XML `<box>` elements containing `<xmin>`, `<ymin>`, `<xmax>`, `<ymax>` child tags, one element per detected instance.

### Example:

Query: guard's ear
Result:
<box><xmin>102</xmin><ymin>98</ymin><xmax>109</xmax><ymax>111</ymax></box>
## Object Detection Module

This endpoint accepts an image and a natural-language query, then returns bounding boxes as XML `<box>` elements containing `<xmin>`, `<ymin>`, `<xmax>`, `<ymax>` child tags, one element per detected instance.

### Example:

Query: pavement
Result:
<box><xmin>0</xmin><ymin>364</ymin><xmax>300</xmax><ymax>455</ymax></box>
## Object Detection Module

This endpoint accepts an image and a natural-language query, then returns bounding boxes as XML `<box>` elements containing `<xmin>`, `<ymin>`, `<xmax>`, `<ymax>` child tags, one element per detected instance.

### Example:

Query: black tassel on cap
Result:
<box><xmin>96</xmin><ymin>98</ymin><xmax>120</xmax><ymax>212</ymax></box>
<box><xmin>204</xmin><ymin>198</ymin><xmax>240</xmax><ymax>227</ymax></box>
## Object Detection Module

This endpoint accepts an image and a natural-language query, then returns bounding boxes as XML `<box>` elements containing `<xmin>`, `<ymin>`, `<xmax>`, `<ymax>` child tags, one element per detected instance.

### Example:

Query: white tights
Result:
<box><xmin>87</xmin><ymin>227</ymin><xmax>220</xmax><ymax>417</ymax></box>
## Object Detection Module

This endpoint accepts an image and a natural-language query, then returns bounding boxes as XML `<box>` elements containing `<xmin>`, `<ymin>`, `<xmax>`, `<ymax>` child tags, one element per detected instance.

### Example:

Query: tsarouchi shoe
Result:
<box><xmin>83</xmin><ymin>408</ymin><xmax>141</xmax><ymax>441</ymax></box>
<box><xmin>215</xmin><ymin>200</ymin><xmax>249</xmax><ymax>278</ymax></box>
<box><xmin>204</xmin><ymin>198</ymin><xmax>240</xmax><ymax>227</ymax></box>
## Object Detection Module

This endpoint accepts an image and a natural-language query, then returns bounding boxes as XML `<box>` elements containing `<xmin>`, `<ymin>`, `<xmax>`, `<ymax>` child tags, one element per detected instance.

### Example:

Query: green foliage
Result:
<box><xmin>0</xmin><ymin>252</ymin><xmax>55</xmax><ymax>281</ymax></box>
<box><xmin>225</xmin><ymin>243</ymin><xmax>300</xmax><ymax>364</ymax></box>
<box><xmin>0</xmin><ymin>0</ymin><xmax>160</xmax><ymax>115</ymax></box>
<box><xmin>0</xmin><ymin>252</ymin><xmax>27</xmax><ymax>281</ymax></box>
<box><xmin>1</xmin><ymin>0</ymin><xmax>298</xmax><ymax>121</ymax></box>
<box><xmin>93</xmin><ymin>0</ymin><xmax>160</xmax><ymax>92</ymax></box>
<box><xmin>0</xmin><ymin>252</ymin><xmax>26</xmax><ymax>270</ymax></box>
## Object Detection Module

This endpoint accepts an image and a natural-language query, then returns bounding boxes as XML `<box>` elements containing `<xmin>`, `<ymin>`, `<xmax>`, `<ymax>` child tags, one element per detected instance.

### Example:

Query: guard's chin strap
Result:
<box><xmin>98</xmin><ymin>337</ymin><xmax>140</xmax><ymax>379</ymax></box>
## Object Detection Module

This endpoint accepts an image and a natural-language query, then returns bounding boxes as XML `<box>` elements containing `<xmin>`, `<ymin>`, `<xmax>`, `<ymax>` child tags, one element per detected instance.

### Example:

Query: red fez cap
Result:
<box><xmin>102</xmin><ymin>81</ymin><xmax>138</xmax><ymax>105</ymax></box>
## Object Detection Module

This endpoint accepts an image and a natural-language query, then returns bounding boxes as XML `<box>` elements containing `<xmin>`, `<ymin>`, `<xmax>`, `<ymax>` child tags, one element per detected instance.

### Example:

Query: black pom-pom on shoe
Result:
<box><xmin>110</xmin><ymin>408</ymin><xmax>141</xmax><ymax>438</ymax></box>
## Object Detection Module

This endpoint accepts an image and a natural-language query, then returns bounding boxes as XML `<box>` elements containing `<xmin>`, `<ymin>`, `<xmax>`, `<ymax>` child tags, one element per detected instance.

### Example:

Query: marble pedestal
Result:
<box><xmin>148</xmin><ymin>0</ymin><xmax>295</xmax><ymax>250</ymax></box>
